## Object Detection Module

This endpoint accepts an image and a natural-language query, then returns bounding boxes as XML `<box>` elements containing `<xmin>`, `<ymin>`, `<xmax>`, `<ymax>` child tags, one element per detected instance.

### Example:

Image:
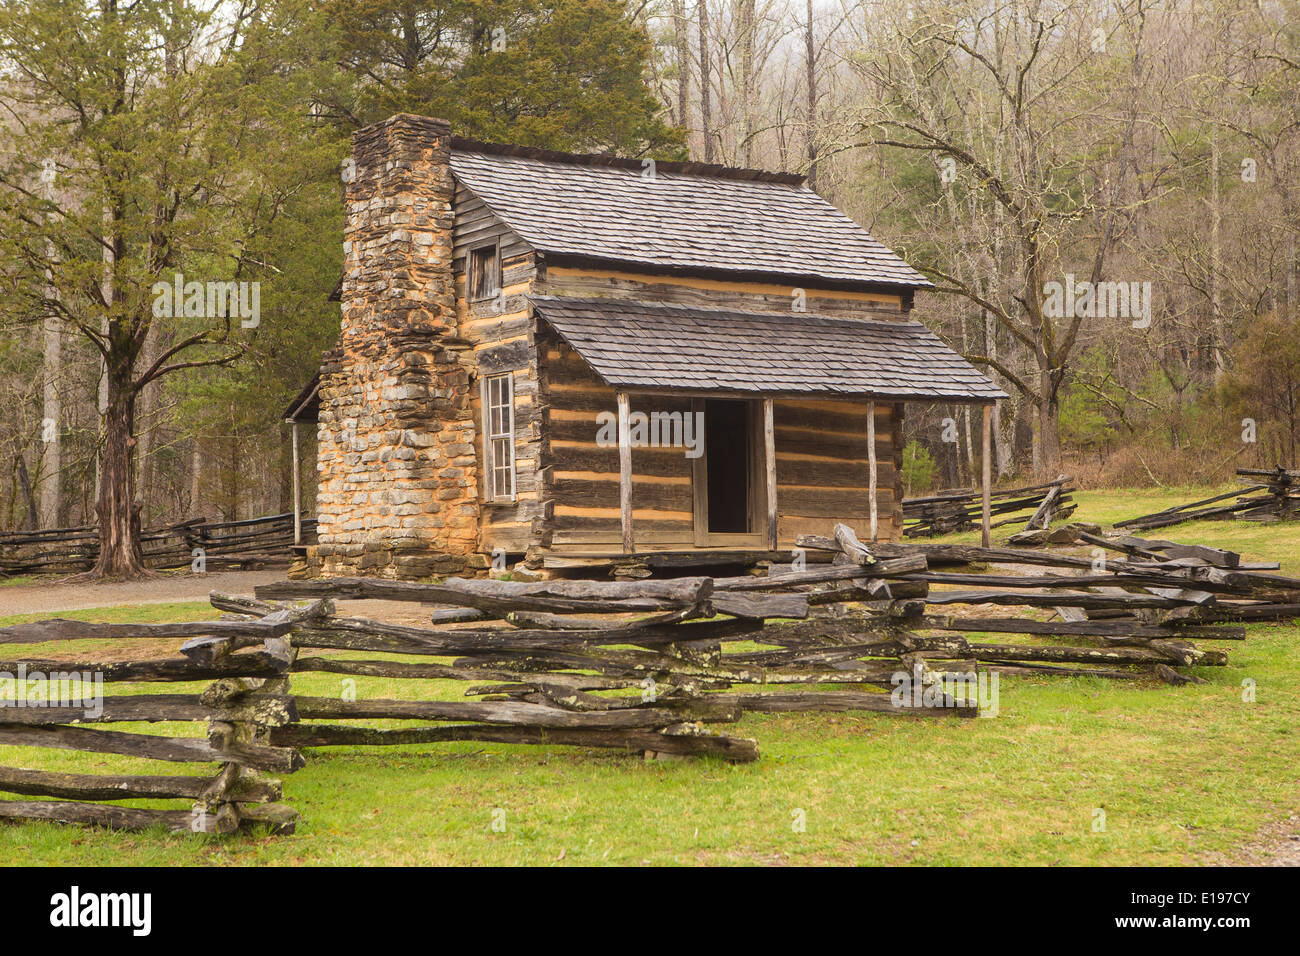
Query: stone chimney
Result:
<box><xmin>311</xmin><ymin>114</ymin><xmax>481</xmax><ymax>579</ymax></box>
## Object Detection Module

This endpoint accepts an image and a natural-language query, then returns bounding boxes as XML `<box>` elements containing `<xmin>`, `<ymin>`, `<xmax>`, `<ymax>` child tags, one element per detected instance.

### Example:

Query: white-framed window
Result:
<box><xmin>482</xmin><ymin>373</ymin><xmax>516</xmax><ymax>501</ymax></box>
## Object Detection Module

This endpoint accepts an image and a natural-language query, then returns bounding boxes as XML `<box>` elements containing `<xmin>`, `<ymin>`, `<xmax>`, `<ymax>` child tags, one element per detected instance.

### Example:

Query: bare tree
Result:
<box><xmin>841</xmin><ymin>0</ymin><xmax>1163</xmax><ymax>473</ymax></box>
<box><xmin>804</xmin><ymin>0</ymin><xmax>818</xmax><ymax>188</ymax></box>
<box><xmin>673</xmin><ymin>0</ymin><xmax>692</xmax><ymax>128</ymax></box>
<box><xmin>699</xmin><ymin>0</ymin><xmax>716</xmax><ymax>161</ymax></box>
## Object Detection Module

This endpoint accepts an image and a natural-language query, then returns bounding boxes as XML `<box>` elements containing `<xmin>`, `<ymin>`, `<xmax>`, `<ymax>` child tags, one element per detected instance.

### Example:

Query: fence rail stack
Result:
<box><xmin>792</xmin><ymin>526</ymin><xmax>1286</xmax><ymax>684</ymax></box>
<box><xmin>0</xmin><ymin>611</ymin><xmax>308</xmax><ymax>833</ymax></box>
<box><xmin>248</xmin><ymin>562</ymin><xmax>976</xmax><ymax>765</ymax></box>
<box><xmin>0</xmin><ymin>512</ymin><xmax>316</xmax><ymax>576</ymax></box>
<box><xmin>1116</xmin><ymin>467</ymin><xmax>1300</xmax><ymax>532</ymax></box>
<box><xmin>903</xmin><ymin>476</ymin><xmax>1074</xmax><ymax>537</ymax></box>
<box><xmin>0</xmin><ymin>520</ymin><xmax>1284</xmax><ymax>836</ymax></box>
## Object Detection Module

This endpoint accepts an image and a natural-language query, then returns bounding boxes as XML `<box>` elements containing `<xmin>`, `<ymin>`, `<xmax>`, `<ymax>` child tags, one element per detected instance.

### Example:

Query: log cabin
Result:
<box><xmin>284</xmin><ymin>114</ymin><xmax>1005</xmax><ymax>579</ymax></box>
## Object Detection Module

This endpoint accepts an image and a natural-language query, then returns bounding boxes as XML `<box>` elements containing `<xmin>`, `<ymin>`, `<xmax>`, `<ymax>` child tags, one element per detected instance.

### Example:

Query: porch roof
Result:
<box><xmin>531</xmin><ymin>296</ymin><xmax>1007</xmax><ymax>403</ymax></box>
<box><xmin>283</xmin><ymin>374</ymin><xmax>320</xmax><ymax>424</ymax></box>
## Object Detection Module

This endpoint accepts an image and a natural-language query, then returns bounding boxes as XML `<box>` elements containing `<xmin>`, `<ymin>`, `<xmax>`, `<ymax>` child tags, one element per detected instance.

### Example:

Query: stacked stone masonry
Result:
<box><xmin>311</xmin><ymin>114</ymin><xmax>482</xmax><ymax>579</ymax></box>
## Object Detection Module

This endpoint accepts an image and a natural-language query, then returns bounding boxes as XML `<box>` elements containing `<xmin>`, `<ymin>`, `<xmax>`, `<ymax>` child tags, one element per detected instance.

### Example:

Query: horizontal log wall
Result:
<box><xmin>538</xmin><ymin>327</ymin><xmax>696</xmax><ymax>550</ymax></box>
<box><xmin>452</xmin><ymin>182</ymin><xmax>539</xmax><ymax>555</ymax></box>
<box><xmin>531</xmin><ymin>266</ymin><xmax>909</xmax><ymax>553</ymax></box>
<box><xmin>774</xmin><ymin>399</ymin><xmax>901</xmax><ymax>546</ymax></box>
<box><xmin>451</xmin><ymin>182</ymin><xmax>532</xmax><ymax>266</ymax></box>
<box><xmin>449</xmin><ymin>240</ymin><xmax>914</xmax><ymax>556</ymax></box>
<box><xmin>535</xmin><ymin>265</ymin><xmax>908</xmax><ymax>320</ymax></box>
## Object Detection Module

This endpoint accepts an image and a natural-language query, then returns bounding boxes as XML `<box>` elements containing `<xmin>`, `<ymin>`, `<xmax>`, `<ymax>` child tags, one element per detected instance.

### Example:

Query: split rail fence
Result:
<box><xmin>0</xmin><ymin>611</ymin><xmax>306</xmax><ymax>833</ymax></box>
<box><xmin>1117</xmin><ymin>467</ymin><xmax>1300</xmax><ymax>531</ymax></box>
<box><xmin>903</xmin><ymin>476</ymin><xmax>1075</xmax><ymax>537</ymax></box>
<box><xmin>0</xmin><ymin>520</ymin><xmax>1291</xmax><ymax>834</ymax></box>
<box><xmin>0</xmin><ymin>512</ymin><xmax>316</xmax><ymax>576</ymax></box>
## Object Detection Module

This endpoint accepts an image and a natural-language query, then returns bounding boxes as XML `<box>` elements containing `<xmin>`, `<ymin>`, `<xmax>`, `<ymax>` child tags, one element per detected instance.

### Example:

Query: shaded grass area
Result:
<box><xmin>0</xmin><ymin>487</ymin><xmax>1298</xmax><ymax>865</ymax></box>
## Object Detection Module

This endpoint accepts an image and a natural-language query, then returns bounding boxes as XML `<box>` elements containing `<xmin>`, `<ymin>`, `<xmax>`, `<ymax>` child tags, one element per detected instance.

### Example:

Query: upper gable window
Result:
<box><xmin>468</xmin><ymin>243</ymin><xmax>501</xmax><ymax>302</ymax></box>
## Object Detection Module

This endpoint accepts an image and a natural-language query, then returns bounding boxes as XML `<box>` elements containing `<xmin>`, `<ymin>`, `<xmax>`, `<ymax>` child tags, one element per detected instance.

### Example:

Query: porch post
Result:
<box><xmin>290</xmin><ymin>421</ymin><xmax>302</xmax><ymax>546</ymax></box>
<box><xmin>763</xmin><ymin>397</ymin><xmax>777</xmax><ymax>550</ymax></box>
<box><xmin>981</xmin><ymin>403</ymin><xmax>992</xmax><ymax>548</ymax></box>
<box><xmin>617</xmin><ymin>392</ymin><xmax>633</xmax><ymax>553</ymax></box>
<box><xmin>866</xmin><ymin>401</ymin><xmax>878</xmax><ymax>541</ymax></box>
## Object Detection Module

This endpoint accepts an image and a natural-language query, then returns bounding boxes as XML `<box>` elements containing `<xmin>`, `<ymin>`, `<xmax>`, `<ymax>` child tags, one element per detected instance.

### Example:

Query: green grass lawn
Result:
<box><xmin>1</xmin><ymin>486</ymin><xmax>1298</xmax><ymax>866</ymax></box>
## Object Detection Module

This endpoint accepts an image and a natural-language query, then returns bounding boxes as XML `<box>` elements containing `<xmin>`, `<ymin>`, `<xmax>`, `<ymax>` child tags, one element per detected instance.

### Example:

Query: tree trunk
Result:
<box><xmin>993</xmin><ymin>401</ymin><xmax>1012</xmax><ymax>479</ymax></box>
<box><xmin>1210</xmin><ymin>128</ymin><xmax>1225</xmax><ymax>384</ymax></box>
<box><xmin>959</xmin><ymin>311</ymin><xmax>974</xmax><ymax>484</ymax></box>
<box><xmin>938</xmin><ymin>415</ymin><xmax>960</xmax><ymax>489</ymax></box>
<box><xmin>1014</xmin><ymin>401</ymin><xmax>1034</xmax><ymax>472</ymax></box>
<box><xmin>225</xmin><ymin>422</ymin><xmax>239</xmax><ymax>522</ymax></box>
<box><xmin>697</xmin><ymin>0</ymin><xmax>713</xmax><ymax>163</ymax></box>
<box><xmin>15</xmin><ymin>454</ymin><xmax>38</xmax><ymax>531</ymax></box>
<box><xmin>190</xmin><ymin>438</ymin><xmax>203</xmax><ymax>518</ymax></box>
<box><xmin>1038</xmin><ymin>384</ymin><xmax>1061</xmax><ymax>477</ymax></box>
<box><xmin>804</xmin><ymin>0</ymin><xmax>817</xmax><ymax>190</ymax></box>
<box><xmin>278</xmin><ymin>426</ymin><xmax>293</xmax><ymax>515</ymax></box>
<box><xmin>92</xmin><ymin>204</ymin><xmax>115</xmax><ymax>506</ymax></box>
<box><xmin>738</xmin><ymin>0</ymin><xmax>756</xmax><ymax>166</ymax></box>
<box><xmin>132</xmin><ymin>319</ymin><xmax>170</xmax><ymax>524</ymax></box>
<box><xmin>90</xmin><ymin>361</ymin><xmax>144</xmax><ymax>578</ymax></box>
<box><xmin>39</xmin><ymin>304</ymin><xmax>60</xmax><ymax>529</ymax></box>
<box><xmin>672</xmin><ymin>0</ymin><xmax>690</xmax><ymax>129</ymax></box>
<box><xmin>983</xmin><ymin>307</ymin><xmax>1013</xmax><ymax>477</ymax></box>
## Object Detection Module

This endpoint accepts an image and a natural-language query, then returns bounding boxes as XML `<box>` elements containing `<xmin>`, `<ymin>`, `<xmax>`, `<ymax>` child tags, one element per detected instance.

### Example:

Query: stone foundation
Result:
<box><xmin>310</xmin><ymin>114</ymin><xmax>482</xmax><ymax>579</ymax></box>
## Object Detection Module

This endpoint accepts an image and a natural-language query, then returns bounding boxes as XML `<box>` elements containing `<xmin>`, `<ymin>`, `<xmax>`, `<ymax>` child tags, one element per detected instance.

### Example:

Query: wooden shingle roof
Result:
<box><xmin>283</xmin><ymin>372</ymin><xmax>320</xmax><ymax>423</ymax></box>
<box><xmin>450</xmin><ymin>147</ymin><xmax>932</xmax><ymax>290</ymax></box>
<box><xmin>531</xmin><ymin>296</ymin><xmax>1006</xmax><ymax>403</ymax></box>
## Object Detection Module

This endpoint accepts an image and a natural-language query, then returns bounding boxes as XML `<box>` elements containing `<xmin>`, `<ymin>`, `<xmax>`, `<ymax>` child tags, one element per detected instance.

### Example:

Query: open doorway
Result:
<box><xmin>693</xmin><ymin>398</ymin><xmax>766</xmax><ymax>546</ymax></box>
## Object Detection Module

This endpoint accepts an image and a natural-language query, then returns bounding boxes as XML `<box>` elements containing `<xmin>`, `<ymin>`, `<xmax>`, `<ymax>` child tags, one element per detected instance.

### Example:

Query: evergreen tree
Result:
<box><xmin>0</xmin><ymin>0</ymin><xmax>342</xmax><ymax>576</ymax></box>
<box><xmin>321</xmin><ymin>0</ymin><xmax>685</xmax><ymax>155</ymax></box>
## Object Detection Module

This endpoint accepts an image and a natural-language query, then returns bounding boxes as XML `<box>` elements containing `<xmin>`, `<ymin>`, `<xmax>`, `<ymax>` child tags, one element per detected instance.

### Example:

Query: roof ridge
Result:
<box><xmin>450</xmin><ymin>136</ymin><xmax>806</xmax><ymax>186</ymax></box>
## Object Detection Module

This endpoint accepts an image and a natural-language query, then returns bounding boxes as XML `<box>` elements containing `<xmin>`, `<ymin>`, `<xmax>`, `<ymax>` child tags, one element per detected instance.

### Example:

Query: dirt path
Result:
<box><xmin>0</xmin><ymin>570</ymin><xmax>285</xmax><ymax>617</ymax></box>
<box><xmin>1206</xmin><ymin>814</ymin><xmax>1300</xmax><ymax>866</ymax></box>
<box><xmin>0</xmin><ymin>570</ymin><xmax>443</xmax><ymax>628</ymax></box>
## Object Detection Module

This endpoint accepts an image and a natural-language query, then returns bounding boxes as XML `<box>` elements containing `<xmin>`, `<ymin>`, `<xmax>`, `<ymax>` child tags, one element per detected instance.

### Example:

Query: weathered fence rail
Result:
<box><xmin>791</xmin><ymin>525</ymin><xmax>1275</xmax><ymax>683</ymax></box>
<box><xmin>0</xmin><ymin>512</ymin><xmax>316</xmax><ymax>576</ymax></box>
<box><xmin>1116</xmin><ymin>467</ymin><xmax>1300</xmax><ymax>532</ymax></box>
<box><xmin>903</xmin><ymin>476</ymin><xmax>1075</xmax><ymax>537</ymax></box>
<box><xmin>246</xmin><ymin>556</ymin><xmax>973</xmax><ymax>764</ymax></box>
<box><xmin>0</xmin><ymin>520</ymin><xmax>1284</xmax><ymax>836</ymax></box>
<box><xmin>0</xmin><ymin>610</ymin><xmax>306</xmax><ymax>833</ymax></box>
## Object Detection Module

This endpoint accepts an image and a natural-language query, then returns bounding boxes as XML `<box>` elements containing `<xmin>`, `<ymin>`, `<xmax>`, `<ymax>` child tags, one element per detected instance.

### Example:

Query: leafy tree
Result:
<box><xmin>1059</xmin><ymin>388</ymin><xmax>1110</xmax><ymax>450</ymax></box>
<box><xmin>175</xmin><ymin>173</ymin><xmax>343</xmax><ymax>523</ymax></box>
<box><xmin>1219</xmin><ymin>313</ymin><xmax>1300</xmax><ymax>469</ymax></box>
<box><xmin>320</xmin><ymin>0</ymin><xmax>686</xmax><ymax>155</ymax></box>
<box><xmin>901</xmin><ymin>439</ymin><xmax>936</xmax><ymax>497</ymax></box>
<box><xmin>0</xmin><ymin>0</ymin><xmax>343</xmax><ymax>577</ymax></box>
